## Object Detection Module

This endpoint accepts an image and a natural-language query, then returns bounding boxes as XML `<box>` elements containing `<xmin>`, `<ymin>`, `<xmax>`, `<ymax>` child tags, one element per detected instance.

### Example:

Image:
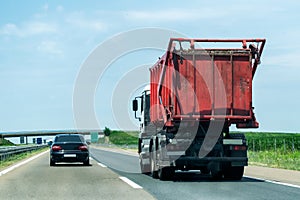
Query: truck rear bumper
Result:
<box><xmin>172</xmin><ymin>156</ymin><xmax>248</xmax><ymax>168</ymax></box>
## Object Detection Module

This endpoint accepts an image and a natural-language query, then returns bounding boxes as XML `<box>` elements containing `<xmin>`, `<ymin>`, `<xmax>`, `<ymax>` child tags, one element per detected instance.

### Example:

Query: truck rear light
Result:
<box><xmin>233</xmin><ymin>146</ymin><xmax>247</xmax><ymax>151</ymax></box>
<box><xmin>79</xmin><ymin>145</ymin><xmax>88</xmax><ymax>151</ymax></box>
<box><xmin>52</xmin><ymin>145</ymin><xmax>62</xmax><ymax>151</ymax></box>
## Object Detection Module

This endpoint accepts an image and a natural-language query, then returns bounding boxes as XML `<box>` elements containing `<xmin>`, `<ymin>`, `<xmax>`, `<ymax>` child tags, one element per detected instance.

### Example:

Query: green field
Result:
<box><xmin>244</xmin><ymin>132</ymin><xmax>300</xmax><ymax>170</ymax></box>
<box><xmin>244</xmin><ymin>132</ymin><xmax>300</xmax><ymax>152</ymax></box>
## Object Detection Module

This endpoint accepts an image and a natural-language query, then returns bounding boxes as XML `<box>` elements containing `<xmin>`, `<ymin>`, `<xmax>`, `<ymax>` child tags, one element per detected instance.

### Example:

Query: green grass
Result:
<box><xmin>248</xmin><ymin>150</ymin><xmax>300</xmax><ymax>171</ymax></box>
<box><xmin>244</xmin><ymin>132</ymin><xmax>300</xmax><ymax>152</ymax></box>
<box><xmin>108</xmin><ymin>130</ymin><xmax>138</xmax><ymax>145</ymax></box>
<box><xmin>97</xmin><ymin>130</ymin><xmax>138</xmax><ymax>146</ymax></box>
<box><xmin>0</xmin><ymin>138</ymin><xmax>15</xmax><ymax>146</ymax></box>
<box><xmin>0</xmin><ymin>147</ymin><xmax>48</xmax><ymax>171</ymax></box>
<box><xmin>244</xmin><ymin>132</ymin><xmax>300</xmax><ymax>170</ymax></box>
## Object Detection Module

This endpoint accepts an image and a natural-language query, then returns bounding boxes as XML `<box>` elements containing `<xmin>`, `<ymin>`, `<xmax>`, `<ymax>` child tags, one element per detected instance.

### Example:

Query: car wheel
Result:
<box><xmin>83</xmin><ymin>158</ymin><xmax>90</xmax><ymax>166</ymax></box>
<box><xmin>50</xmin><ymin>159</ymin><xmax>55</xmax><ymax>166</ymax></box>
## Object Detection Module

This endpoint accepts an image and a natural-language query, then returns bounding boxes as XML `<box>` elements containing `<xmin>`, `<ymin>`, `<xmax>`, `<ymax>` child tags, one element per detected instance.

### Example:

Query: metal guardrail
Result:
<box><xmin>0</xmin><ymin>145</ymin><xmax>48</xmax><ymax>162</ymax></box>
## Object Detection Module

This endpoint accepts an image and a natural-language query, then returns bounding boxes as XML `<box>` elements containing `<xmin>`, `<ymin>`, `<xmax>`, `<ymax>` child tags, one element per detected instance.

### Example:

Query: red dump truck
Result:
<box><xmin>133</xmin><ymin>38</ymin><xmax>266</xmax><ymax>180</ymax></box>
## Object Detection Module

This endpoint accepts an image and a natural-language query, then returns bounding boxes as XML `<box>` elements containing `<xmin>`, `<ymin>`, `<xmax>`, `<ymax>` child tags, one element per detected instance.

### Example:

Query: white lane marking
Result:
<box><xmin>0</xmin><ymin>150</ymin><xmax>49</xmax><ymax>177</ymax></box>
<box><xmin>89</xmin><ymin>157</ymin><xmax>94</xmax><ymax>160</ymax></box>
<box><xmin>244</xmin><ymin>176</ymin><xmax>300</xmax><ymax>189</ymax></box>
<box><xmin>119</xmin><ymin>176</ymin><xmax>142</xmax><ymax>189</ymax></box>
<box><xmin>97</xmin><ymin>162</ymin><xmax>107</xmax><ymax>168</ymax></box>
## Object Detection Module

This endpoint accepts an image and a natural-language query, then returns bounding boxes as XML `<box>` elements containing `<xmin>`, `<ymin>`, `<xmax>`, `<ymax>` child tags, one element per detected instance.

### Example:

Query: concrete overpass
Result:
<box><xmin>0</xmin><ymin>130</ymin><xmax>103</xmax><ymax>144</ymax></box>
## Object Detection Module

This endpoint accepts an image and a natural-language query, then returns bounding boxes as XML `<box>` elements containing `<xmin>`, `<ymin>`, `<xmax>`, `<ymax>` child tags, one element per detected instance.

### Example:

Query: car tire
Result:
<box><xmin>83</xmin><ymin>158</ymin><xmax>90</xmax><ymax>166</ymax></box>
<box><xmin>50</xmin><ymin>159</ymin><xmax>55</xmax><ymax>166</ymax></box>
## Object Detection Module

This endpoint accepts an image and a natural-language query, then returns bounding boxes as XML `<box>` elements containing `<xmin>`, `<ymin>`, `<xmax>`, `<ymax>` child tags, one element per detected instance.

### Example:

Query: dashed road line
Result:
<box><xmin>119</xmin><ymin>176</ymin><xmax>143</xmax><ymax>189</ymax></box>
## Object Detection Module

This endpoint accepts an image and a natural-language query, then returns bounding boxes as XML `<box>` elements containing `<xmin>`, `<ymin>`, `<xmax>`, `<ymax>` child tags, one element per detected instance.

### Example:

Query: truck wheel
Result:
<box><xmin>200</xmin><ymin>168</ymin><xmax>210</xmax><ymax>175</ymax></box>
<box><xmin>223</xmin><ymin>166</ymin><xmax>244</xmax><ymax>180</ymax></box>
<box><xmin>158</xmin><ymin>167</ymin><xmax>175</xmax><ymax>181</ymax></box>
<box><xmin>211</xmin><ymin>170</ymin><xmax>223</xmax><ymax>180</ymax></box>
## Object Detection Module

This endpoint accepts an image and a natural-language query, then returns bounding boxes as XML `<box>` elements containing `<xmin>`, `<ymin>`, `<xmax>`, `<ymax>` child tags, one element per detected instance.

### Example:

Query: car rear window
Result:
<box><xmin>55</xmin><ymin>135</ymin><xmax>85</xmax><ymax>142</ymax></box>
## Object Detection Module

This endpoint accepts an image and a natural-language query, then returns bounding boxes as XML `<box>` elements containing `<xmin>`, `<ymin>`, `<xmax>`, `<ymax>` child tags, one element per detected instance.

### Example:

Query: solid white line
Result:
<box><xmin>0</xmin><ymin>150</ymin><xmax>49</xmax><ymax>177</ymax></box>
<box><xmin>119</xmin><ymin>176</ymin><xmax>143</xmax><ymax>189</ymax></box>
<box><xmin>97</xmin><ymin>162</ymin><xmax>107</xmax><ymax>168</ymax></box>
<box><xmin>244</xmin><ymin>176</ymin><xmax>300</xmax><ymax>189</ymax></box>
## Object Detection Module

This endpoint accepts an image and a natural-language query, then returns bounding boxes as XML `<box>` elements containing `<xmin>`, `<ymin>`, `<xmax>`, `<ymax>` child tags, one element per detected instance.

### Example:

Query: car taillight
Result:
<box><xmin>52</xmin><ymin>145</ymin><xmax>62</xmax><ymax>151</ymax></box>
<box><xmin>233</xmin><ymin>145</ymin><xmax>247</xmax><ymax>151</ymax></box>
<box><xmin>79</xmin><ymin>145</ymin><xmax>88</xmax><ymax>151</ymax></box>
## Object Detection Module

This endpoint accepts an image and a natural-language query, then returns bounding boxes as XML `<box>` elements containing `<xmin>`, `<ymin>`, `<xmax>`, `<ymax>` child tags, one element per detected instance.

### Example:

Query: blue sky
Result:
<box><xmin>0</xmin><ymin>0</ymin><xmax>299</xmax><ymax>133</ymax></box>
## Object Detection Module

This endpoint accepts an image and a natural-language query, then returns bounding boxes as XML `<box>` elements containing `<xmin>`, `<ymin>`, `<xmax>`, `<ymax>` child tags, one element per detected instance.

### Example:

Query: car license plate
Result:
<box><xmin>64</xmin><ymin>154</ymin><xmax>76</xmax><ymax>158</ymax></box>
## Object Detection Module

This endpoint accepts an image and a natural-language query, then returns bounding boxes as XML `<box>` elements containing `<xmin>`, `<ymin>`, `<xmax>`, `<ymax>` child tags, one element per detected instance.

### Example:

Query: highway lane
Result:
<box><xmin>0</xmin><ymin>150</ymin><xmax>155</xmax><ymax>200</ymax></box>
<box><xmin>90</xmin><ymin>147</ymin><xmax>300</xmax><ymax>200</ymax></box>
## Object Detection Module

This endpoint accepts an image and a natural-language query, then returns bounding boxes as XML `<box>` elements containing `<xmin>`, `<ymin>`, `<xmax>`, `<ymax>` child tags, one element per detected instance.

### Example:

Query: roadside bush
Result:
<box><xmin>104</xmin><ymin>127</ymin><xmax>111</xmax><ymax>137</ymax></box>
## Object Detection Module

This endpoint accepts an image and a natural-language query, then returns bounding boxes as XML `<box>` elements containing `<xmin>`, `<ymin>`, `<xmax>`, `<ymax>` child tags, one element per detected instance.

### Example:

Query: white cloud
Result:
<box><xmin>37</xmin><ymin>40</ymin><xmax>63</xmax><ymax>55</ymax></box>
<box><xmin>56</xmin><ymin>5</ymin><xmax>64</xmax><ymax>12</ymax></box>
<box><xmin>0</xmin><ymin>23</ymin><xmax>18</xmax><ymax>35</ymax></box>
<box><xmin>65</xmin><ymin>13</ymin><xmax>107</xmax><ymax>31</ymax></box>
<box><xmin>125</xmin><ymin>8</ymin><xmax>228</xmax><ymax>22</ymax></box>
<box><xmin>0</xmin><ymin>21</ymin><xmax>57</xmax><ymax>37</ymax></box>
<box><xmin>42</xmin><ymin>4</ymin><xmax>49</xmax><ymax>12</ymax></box>
<box><xmin>25</xmin><ymin>21</ymin><xmax>57</xmax><ymax>35</ymax></box>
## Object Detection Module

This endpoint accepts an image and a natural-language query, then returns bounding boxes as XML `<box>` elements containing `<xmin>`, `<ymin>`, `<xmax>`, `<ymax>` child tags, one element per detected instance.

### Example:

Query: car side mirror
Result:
<box><xmin>132</xmin><ymin>99</ymin><xmax>138</xmax><ymax>111</ymax></box>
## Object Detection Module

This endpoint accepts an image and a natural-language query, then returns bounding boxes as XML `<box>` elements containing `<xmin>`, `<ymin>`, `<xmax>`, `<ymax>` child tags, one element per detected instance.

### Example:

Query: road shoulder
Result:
<box><xmin>245</xmin><ymin>165</ymin><xmax>300</xmax><ymax>186</ymax></box>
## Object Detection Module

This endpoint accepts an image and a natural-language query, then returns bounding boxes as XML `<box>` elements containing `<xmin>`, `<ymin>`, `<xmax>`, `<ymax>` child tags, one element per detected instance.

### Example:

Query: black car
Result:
<box><xmin>50</xmin><ymin>134</ymin><xmax>90</xmax><ymax>166</ymax></box>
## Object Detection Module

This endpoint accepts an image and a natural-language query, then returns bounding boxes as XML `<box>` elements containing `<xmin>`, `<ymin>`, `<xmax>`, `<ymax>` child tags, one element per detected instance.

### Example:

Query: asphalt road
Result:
<box><xmin>0</xmin><ymin>150</ymin><xmax>155</xmax><ymax>200</ymax></box>
<box><xmin>0</xmin><ymin>148</ymin><xmax>299</xmax><ymax>200</ymax></box>
<box><xmin>90</xmin><ymin>147</ymin><xmax>300</xmax><ymax>200</ymax></box>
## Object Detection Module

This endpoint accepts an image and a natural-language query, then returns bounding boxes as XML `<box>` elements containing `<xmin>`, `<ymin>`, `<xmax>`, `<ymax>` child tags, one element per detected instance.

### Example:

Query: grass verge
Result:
<box><xmin>248</xmin><ymin>150</ymin><xmax>300</xmax><ymax>171</ymax></box>
<box><xmin>0</xmin><ymin>147</ymin><xmax>49</xmax><ymax>171</ymax></box>
<box><xmin>98</xmin><ymin>130</ymin><xmax>138</xmax><ymax>146</ymax></box>
<box><xmin>109</xmin><ymin>130</ymin><xmax>138</xmax><ymax>145</ymax></box>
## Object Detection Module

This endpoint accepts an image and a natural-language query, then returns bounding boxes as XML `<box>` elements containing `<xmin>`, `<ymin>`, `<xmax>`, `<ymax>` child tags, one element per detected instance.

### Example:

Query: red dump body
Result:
<box><xmin>150</xmin><ymin>38</ymin><xmax>265</xmax><ymax>128</ymax></box>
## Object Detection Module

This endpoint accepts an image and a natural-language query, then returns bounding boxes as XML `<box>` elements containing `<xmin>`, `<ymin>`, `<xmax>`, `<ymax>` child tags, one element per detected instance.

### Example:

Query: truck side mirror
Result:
<box><xmin>132</xmin><ymin>99</ymin><xmax>138</xmax><ymax>111</ymax></box>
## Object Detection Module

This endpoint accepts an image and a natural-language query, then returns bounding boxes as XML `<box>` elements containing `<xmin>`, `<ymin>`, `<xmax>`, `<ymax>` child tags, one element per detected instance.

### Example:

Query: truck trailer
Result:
<box><xmin>132</xmin><ymin>38</ymin><xmax>266</xmax><ymax>180</ymax></box>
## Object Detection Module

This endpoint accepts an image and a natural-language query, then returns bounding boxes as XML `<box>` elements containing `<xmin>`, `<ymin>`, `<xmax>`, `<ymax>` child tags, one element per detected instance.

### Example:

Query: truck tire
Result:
<box><xmin>211</xmin><ymin>170</ymin><xmax>223</xmax><ymax>180</ymax></box>
<box><xmin>223</xmin><ymin>166</ymin><xmax>244</xmax><ymax>180</ymax></box>
<box><xmin>158</xmin><ymin>167</ymin><xmax>175</xmax><ymax>181</ymax></box>
<box><xmin>200</xmin><ymin>168</ymin><xmax>210</xmax><ymax>175</ymax></box>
